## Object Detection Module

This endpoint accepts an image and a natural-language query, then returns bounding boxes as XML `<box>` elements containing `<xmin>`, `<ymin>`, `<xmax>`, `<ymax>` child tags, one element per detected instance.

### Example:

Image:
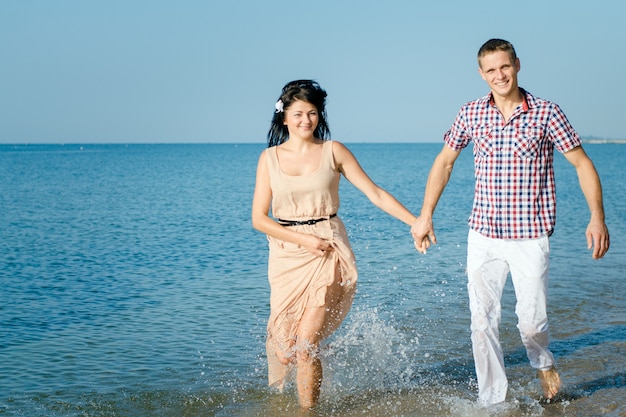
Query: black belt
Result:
<box><xmin>277</xmin><ymin>213</ymin><xmax>336</xmax><ymax>226</ymax></box>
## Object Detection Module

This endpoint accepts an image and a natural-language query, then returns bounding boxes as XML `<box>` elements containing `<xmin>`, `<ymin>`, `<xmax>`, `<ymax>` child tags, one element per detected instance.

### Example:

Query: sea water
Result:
<box><xmin>1</xmin><ymin>143</ymin><xmax>624</xmax><ymax>416</ymax></box>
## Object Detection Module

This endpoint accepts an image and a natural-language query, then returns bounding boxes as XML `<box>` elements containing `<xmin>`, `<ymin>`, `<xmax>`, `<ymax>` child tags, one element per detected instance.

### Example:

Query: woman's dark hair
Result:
<box><xmin>267</xmin><ymin>80</ymin><xmax>331</xmax><ymax>147</ymax></box>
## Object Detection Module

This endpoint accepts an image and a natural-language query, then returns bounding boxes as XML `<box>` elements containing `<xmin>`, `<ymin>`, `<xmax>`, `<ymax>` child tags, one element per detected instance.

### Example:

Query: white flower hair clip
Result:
<box><xmin>275</xmin><ymin>99</ymin><xmax>284</xmax><ymax>113</ymax></box>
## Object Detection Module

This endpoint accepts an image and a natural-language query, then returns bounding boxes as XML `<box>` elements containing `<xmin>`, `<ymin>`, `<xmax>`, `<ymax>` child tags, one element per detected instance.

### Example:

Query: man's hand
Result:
<box><xmin>411</xmin><ymin>216</ymin><xmax>437</xmax><ymax>254</ymax></box>
<box><xmin>586</xmin><ymin>218</ymin><xmax>610</xmax><ymax>259</ymax></box>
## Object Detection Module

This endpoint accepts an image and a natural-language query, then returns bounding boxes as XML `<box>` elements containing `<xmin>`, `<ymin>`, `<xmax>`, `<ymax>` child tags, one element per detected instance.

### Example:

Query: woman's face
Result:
<box><xmin>283</xmin><ymin>100</ymin><xmax>319</xmax><ymax>139</ymax></box>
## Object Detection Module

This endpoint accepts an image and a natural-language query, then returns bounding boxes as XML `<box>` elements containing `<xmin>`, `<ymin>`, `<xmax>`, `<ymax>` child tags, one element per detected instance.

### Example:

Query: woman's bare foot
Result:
<box><xmin>537</xmin><ymin>367</ymin><xmax>561</xmax><ymax>400</ymax></box>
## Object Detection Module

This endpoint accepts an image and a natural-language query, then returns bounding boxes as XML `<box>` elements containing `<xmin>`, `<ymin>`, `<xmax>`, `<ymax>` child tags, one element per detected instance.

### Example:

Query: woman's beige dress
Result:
<box><xmin>265</xmin><ymin>140</ymin><xmax>358</xmax><ymax>390</ymax></box>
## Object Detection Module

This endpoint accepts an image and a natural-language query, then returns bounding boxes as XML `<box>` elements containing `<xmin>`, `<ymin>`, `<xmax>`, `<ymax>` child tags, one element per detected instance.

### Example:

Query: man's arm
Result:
<box><xmin>411</xmin><ymin>145</ymin><xmax>460</xmax><ymax>253</ymax></box>
<box><xmin>563</xmin><ymin>146</ymin><xmax>610</xmax><ymax>259</ymax></box>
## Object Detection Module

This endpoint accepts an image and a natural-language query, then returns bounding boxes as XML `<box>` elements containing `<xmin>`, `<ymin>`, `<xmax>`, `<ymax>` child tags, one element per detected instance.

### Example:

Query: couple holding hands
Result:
<box><xmin>251</xmin><ymin>38</ymin><xmax>610</xmax><ymax>410</ymax></box>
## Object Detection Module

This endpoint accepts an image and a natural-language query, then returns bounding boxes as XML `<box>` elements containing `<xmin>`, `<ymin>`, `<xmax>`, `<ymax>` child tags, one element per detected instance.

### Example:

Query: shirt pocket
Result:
<box><xmin>469</xmin><ymin>124</ymin><xmax>493</xmax><ymax>158</ymax></box>
<box><xmin>514</xmin><ymin>124</ymin><xmax>544</xmax><ymax>160</ymax></box>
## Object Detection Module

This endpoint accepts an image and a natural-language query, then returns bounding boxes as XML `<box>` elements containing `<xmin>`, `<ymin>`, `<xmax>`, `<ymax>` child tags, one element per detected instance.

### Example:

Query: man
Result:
<box><xmin>411</xmin><ymin>38</ymin><xmax>610</xmax><ymax>406</ymax></box>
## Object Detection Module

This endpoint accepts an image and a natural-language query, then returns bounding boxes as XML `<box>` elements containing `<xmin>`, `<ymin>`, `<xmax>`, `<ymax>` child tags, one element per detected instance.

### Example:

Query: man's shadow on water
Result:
<box><xmin>417</xmin><ymin>325</ymin><xmax>626</xmax><ymax>401</ymax></box>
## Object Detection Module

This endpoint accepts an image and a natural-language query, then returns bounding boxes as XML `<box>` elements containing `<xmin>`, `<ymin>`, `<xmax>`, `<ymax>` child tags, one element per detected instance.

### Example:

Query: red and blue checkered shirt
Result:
<box><xmin>444</xmin><ymin>88</ymin><xmax>581</xmax><ymax>239</ymax></box>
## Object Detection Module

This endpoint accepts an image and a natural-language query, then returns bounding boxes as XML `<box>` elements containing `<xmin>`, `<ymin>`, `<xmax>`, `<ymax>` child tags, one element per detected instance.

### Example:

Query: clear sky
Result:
<box><xmin>1</xmin><ymin>0</ymin><xmax>624</xmax><ymax>144</ymax></box>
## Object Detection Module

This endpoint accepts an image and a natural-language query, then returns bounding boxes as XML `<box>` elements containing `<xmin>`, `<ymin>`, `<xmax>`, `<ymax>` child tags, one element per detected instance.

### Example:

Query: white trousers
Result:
<box><xmin>466</xmin><ymin>229</ymin><xmax>556</xmax><ymax>406</ymax></box>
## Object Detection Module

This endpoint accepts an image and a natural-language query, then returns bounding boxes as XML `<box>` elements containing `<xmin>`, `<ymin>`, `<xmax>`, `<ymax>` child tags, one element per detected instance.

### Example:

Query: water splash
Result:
<box><xmin>321</xmin><ymin>307</ymin><xmax>417</xmax><ymax>395</ymax></box>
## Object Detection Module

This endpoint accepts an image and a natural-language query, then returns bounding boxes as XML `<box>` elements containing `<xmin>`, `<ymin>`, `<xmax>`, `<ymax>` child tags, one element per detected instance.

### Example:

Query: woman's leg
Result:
<box><xmin>295</xmin><ymin>306</ymin><xmax>324</xmax><ymax>409</ymax></box>
<box><xmin>294</xmin><ymin>268</ymin><xmax>345</xmax><ymax>409</ymax></box>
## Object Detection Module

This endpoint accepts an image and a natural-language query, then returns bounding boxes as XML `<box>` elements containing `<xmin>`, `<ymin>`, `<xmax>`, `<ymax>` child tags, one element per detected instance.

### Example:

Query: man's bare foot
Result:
<box><xmin>537</xmin><ymin>367</ymin><xmax>561</xmax><ymax>400</ymax></box>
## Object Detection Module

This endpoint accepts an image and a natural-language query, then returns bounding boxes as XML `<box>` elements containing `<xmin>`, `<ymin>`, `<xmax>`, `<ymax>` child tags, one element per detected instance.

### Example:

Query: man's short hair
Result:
<box><xmin>477</xmin><ymin>39</ymin><xmax>517</xmax><ymax>68</ymax></box>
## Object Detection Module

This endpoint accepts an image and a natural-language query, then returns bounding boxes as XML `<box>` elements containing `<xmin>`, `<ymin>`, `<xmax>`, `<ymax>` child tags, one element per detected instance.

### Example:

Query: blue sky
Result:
<box><xmin>1</xmin><ymin>0</ymin><xmax>624</xmax><ymax>144</ymax></box>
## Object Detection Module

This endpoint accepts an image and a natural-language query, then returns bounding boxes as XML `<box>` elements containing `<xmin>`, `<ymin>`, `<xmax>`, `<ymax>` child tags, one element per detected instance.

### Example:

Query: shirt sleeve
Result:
<box><xmin>443</xmin><ymin>106</ymin><xmax>472</xmax><ymax>151</ymax></box>
<box><xmin>548</xmin><ymin>103</ymin><xmax>581</xmax><ymax>153</ymax></box>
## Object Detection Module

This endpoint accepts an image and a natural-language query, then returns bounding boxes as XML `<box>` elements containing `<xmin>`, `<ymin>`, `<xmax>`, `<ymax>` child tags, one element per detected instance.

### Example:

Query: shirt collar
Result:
<box><xmin>486</xmin><ymin>87</ymin><xmax>530</xmax><ymax>112</ymax></box>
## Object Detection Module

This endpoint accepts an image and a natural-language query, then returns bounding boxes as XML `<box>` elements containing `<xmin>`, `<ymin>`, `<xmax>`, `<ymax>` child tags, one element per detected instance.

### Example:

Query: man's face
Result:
<box><xmin>478</xmin><ymin>50</ymin><xmax>520</xmax><ymax>98</ymax></box>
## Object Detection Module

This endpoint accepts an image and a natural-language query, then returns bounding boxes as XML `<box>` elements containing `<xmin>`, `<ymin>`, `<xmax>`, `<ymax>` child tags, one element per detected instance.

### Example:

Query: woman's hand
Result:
<box><xmin>300</xmin><ymin>233</ymin><xmax>333</xmax><ymax>257</ymax></box>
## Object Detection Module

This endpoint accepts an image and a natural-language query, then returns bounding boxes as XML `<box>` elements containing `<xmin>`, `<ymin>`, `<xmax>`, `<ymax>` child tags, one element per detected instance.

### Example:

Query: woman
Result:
<box><xmin>251</xmin><ymin>80</ymin><xmax>416</xmax><ymax>409</ymax></box>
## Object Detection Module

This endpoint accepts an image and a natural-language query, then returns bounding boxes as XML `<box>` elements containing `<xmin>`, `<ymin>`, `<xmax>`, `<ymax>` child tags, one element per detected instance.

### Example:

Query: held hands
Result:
<box><xmin>586</xmin><ymin>218</ymin><xmax>610</xmax><ymax>259</ymax></box>
<box><xmin>411</xmin><ymin>216</ymin><xmax>437</xmax><ymax>254</ymax></box>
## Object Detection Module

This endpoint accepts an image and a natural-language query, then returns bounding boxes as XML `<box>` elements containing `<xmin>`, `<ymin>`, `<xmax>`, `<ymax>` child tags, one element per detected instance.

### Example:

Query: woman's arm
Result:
<box><xmin>332</xmin><ymin>141</ymin><xmax>417</xmax><ymax>226</ymax></box>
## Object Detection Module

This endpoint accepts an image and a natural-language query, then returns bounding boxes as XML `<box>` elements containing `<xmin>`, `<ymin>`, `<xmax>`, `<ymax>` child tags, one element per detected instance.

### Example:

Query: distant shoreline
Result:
<box><xmin>2</xmin><ymin>139</ymin><xmax>625</xmax><ymax>146</ymax></box>
<box><xmin>582</xmin><ymin>139</ymin><xmax>626</xmax><ymax>144</ymax></box>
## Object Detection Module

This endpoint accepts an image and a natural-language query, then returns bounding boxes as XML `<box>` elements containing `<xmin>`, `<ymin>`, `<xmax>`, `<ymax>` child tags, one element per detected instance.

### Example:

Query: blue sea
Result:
<box><xmin>1</xmin><ymin>143</ymin><xmax>624</xmax><ymax>417</ymax></box>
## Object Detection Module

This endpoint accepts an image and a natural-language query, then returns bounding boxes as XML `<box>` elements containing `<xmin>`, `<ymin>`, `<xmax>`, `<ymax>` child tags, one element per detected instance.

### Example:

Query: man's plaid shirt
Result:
<box><xmin>444</xmin><ymin>88</ymin><xmax>581</xmax><ymax>239</ymax></box>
